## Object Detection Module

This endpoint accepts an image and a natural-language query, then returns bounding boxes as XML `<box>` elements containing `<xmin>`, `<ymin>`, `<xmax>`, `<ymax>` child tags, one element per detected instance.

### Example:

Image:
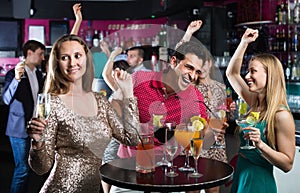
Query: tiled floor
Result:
<box><xmin>0</xmin><ymin>129</ymin><xmax>47</xmax><ymax>193</ymax></box>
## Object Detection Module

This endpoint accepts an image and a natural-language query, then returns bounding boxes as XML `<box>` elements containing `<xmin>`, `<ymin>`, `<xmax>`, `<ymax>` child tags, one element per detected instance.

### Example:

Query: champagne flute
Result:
<box><xmin>18</xmin><ymin>56</ymin><xmax>26</xmax><ymax>79</ymax></box>
<box><xmin>189</xmin><ymin>137</ymin><xmax>203</xmax><ymax>178</ymax></box>
<box><xmin>209</xmin><ymin>110</ymin><xmax>226</xmax><ymax>149</ymax></box>
<box><xmin>165</xmin><ymin>128</ymin><xmax>179</xmax><ymax>177</ymax></box>
<box><xmin>174</xmin><ymin>124</ymin><xmax>195</xmax><ymax>172</ymax></box>
<box><xmin>35</xmin><ymin>93</ymin><xmax>51</xmax><ymax>141</ymax></box>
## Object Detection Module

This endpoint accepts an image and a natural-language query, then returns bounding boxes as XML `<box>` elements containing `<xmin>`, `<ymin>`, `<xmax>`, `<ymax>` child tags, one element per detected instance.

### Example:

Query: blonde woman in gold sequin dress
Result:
<box><xmin>26</xmin><ymin>34</ymin><xmax>140</xmax><ymax>193</ymax></box>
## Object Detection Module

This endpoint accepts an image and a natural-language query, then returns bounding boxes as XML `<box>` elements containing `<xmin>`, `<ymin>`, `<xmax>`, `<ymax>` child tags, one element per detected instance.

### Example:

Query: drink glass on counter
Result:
<box><xmin>165</xmin><ymin>127</ymin><xmax>179</xmax><ymax>177</ymax></box>
<box><xmin>189</xmin><ymin>137</ymin><xmax>203</xmax><ymax>178</ymax></box>
<box><xmin>155</xmin><ymin>122</ymin><xmax>175</xmax><ymax>167</ymax></box>
<box><xmin>174</xmin><ymin>124</ymin><xmax>195</xmax><ymax>172</ymax></box>
<box><xmin>136</xmin><ymin>123</ymin><xmax>155</xmax><ymax>174</ymax></box>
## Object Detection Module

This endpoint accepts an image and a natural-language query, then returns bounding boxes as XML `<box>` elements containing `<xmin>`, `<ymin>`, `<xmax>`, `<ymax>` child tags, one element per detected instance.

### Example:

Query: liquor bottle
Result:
<box><xmin>281</xmin><ymin>1</ymin><xmax>287</xmax><ymax>25</ymax></box>
<box><xmin>79</xmin><ymin>28</ymin><xmax>85</xmax><ymax>40</ymax></box>
<box><xmin>275</xmin><ymin>28</ymin><xmax>280</xmax><ymax>51</ymax></box>
<box><xmin>226</xmin><ymin>87</ymin><xmax>233</xmax><ymax>110</ymax></box>
<box><xmin>288</xmin><ymin>27</ymin><xmax>293</xmax><ymax>51</ymax></box>
<box><xmin>286</xmin><ymin>54</ymin><xmax>292</xmax><ymax>80</ymax></box>
<box><xmin>85</xmin><ymin>21</ymin><xmax>93</xmax><ymax>48</ymax></box>
<box><xmin>294</xmin><ymin>0</ymin><xmax>300</xmax><ymax>23</ymax></box>
<box><xmin>92</xmin><ymin>30</ymin><xmax>100</xmax><ymax>48</ymax></box>
<box><xmin>99</xmin><ymin>30</ymin><xmax>104</xmax><ymax>41</ymax></box>
<box><xmin>292</xmin><ymin>27</ymin><xmax>299</xmax><ymax>52</ymax></box>
<box><xmin>288</xmin><ymin>0</ymin><xmax>293</xmax><ymax>24</ymax></box>
<box><xmin>295</xmin><ymin>54</ymin><xmax>300</xmax><ymax>80</ymax></box>
<box><xmin>237</xmin><ymin>96</ymin><xmax>247</xmax><ymax>118</ymax></box>
<box><xmin>151</xmin><ymin>52</ymin><xmax>159</xmax><ymax>72</ymax></box>
<box><xmin>159</xmin><ymin>24</ymin><xmax>167</xmax><ymax>47</ymax></box>
<box><xmin>291</xmin><ymin>54</ymin><xmax>297</xmax><ymax>80</ymax></box>
<box><xmin>112</xmin><ymin>32</ymin><xmax>120</xmax><ymax>48</ymax></box>
<box><xmin>275</xmin><ymin>0</ymin><xmax>282</xmax><ymax>24</ymax></box>
<box><xmin>282</xmin><ymin>28</ymin><xmax>287</xmax><ymax>52</ymax></box>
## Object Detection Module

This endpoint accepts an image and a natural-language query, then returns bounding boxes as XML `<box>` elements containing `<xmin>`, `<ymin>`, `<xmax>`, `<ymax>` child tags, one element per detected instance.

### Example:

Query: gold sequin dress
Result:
<box><xmin>29</xmin><ymin>93</ymin><xmax>139</xmax><ymax>193</ymax></box>
<box><xmin>196</xmin><ymin>80</ymin><xmax>228</xmax><ymax>163</ymax></box>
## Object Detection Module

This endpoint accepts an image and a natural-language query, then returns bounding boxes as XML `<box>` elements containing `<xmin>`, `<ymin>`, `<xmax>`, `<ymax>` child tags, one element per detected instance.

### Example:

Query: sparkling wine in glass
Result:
<box><xmin>189</xmin><ymin>137</ymin><xmax>203</xmax><ymax>178</ymax></box>
<box><xmin>165</xmin><ymin>130</ymin><xmax>179</xmax><ymax>177</ymax></box>
<box><xmin>35</xmin><ymin>93</ymin><xmax>51</xmax><ymax>141</ymax></box>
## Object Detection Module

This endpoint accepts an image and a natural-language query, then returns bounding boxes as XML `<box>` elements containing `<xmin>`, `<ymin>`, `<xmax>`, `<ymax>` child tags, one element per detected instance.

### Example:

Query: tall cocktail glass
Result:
<box><xmin>174</xmin><ymin>124</ymin><xmax>195</xmax><ymax>172</ymax></box>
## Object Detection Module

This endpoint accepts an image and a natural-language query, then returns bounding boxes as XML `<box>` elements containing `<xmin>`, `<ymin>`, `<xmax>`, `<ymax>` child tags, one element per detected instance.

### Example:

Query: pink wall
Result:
<box><xmin>24</xmin><ymin>19</ymin><xmax>51</xmax><ymax>45</ymax></box>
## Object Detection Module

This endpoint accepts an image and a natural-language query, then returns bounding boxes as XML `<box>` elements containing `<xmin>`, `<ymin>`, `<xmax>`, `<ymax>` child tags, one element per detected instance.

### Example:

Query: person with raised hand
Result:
<box><xmin>26</xmin><ymin>34</ymin><xmax>139</xmax><ymax>193</ymax></box>
<box><xmin>70</xmin><ymin>3</ymin><xmax>82</xmax><ymax>35</ymax></box>
<box><xmin>226</xmin><ymin>28</ymin><xmax>295</xmax><ymax>193</ymax></box>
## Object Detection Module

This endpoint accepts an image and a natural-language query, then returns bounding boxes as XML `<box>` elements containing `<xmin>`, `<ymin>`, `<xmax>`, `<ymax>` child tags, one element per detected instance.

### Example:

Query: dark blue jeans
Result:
<box><xmin>9</xmin><ymin>136</ymin><xmax>30</xmax><ymax>193</ymax></box>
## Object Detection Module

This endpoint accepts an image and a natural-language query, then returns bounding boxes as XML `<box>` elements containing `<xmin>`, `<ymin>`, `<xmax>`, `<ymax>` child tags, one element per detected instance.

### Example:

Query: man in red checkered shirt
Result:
<box><xmin>118</xmin><ymin>41</ymin><xmax>210</xmax><ymax>158</ymax></box>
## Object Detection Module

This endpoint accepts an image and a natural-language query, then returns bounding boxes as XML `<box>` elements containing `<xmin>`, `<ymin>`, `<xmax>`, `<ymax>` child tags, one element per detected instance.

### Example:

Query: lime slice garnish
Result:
<box><xmin>246</xmin><ymin>112</ymin><xmax>260</xmax><ymax>125</ymax></box>
<box><xmin>192</xmin><ymin>120</ymin><xmax>204</xmax><ymax>131</ymax></box>
<box><xmin>190</xmin><ymin>115</ymin><xmax>200</xmax><ymax>123</ymax></box>
<box><xmin>153</xmin><ymin>114</ymin><xmax>163</xmax><ymax>127</ymax></box>
<box><xmin>190</xmin><ymin>115</ymin><xmax>207</xmax><ymax>125</ymax></box>
<box><xmin>250</xmin><ymin>112</ymin><xmax>260</xmax><ymax>120</ymax></box>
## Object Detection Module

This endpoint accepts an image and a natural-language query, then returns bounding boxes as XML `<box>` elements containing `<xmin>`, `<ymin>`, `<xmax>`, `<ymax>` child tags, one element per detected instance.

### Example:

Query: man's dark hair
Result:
<box><xmin>127</xmin><ymin>46</ymin><xmax>144</xmax><ymax>58</ymax></box>
<box><xmin>113</xmin><ymin>60</ymin><xmax>130</xmax><ymax>71</ymax></box>
<box><xmin>172</xmin><ymin>41</ymin><xmax>209</xmax><ymax>63</ymax></box>
<box><xmin>22</xmin><ymin>40</ymin><xmax>46</xmax><ymax>58</ymax></box>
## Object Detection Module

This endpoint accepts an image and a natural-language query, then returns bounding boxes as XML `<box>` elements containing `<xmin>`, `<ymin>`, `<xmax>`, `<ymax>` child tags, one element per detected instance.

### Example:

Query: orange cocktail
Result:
<box><xmin>174</xmin><ymin>129</ymin><xmax>195</xmax><ymax>150</ymax></box>
<box><xmin>189</xmin><ymin>137</ymin><xmax>204</xmax><ymax>178</ymax></box>
<box><xmin>174</xmin><ymin>124</ymin><xmax>198</xmax><ymax>172</ymax></box>
<box><xmin>136</xmin><ymin>140</ymin><xmax>155</xmax><ymax>173</ymax></box>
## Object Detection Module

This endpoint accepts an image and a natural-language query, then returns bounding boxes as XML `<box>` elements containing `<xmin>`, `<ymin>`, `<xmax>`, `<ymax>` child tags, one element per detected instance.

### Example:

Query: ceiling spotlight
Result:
<box><xmin>30</xmin><ymin>8</ymin><xmax>36</xmax><ymax>17</ymax></box>
<box><xmin>30</xmin><ymin>0</ymin><xmax>36</xmax><ymax>17</ymax></box>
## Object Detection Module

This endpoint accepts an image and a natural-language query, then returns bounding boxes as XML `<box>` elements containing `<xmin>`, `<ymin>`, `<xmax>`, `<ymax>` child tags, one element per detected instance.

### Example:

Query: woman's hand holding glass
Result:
<box><xmin>27</xmin><ymin>118</ymin><xmax>48</xmax><ymax>144</ymax></box>
<box><xmin>243</xmin><ymin>127</ymin><xmax>261</xmax><ymax>148</ymax></box>
<box><xmin>29</xmin><ymin>93</ymin><xmax>51</xmax><ymax>142</ymax></box>
<box><xmin>235</xmin><ymin>112</ymin><xmax>260</xmax><ymax>149</ymax></box>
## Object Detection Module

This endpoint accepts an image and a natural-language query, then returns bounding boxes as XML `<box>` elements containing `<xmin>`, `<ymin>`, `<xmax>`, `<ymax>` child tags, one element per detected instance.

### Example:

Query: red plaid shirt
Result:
<box><xmin>132</xmin><ymin>70</ymin><xmax>207</xmax><ymax>124</ymax></box>
<box><xmin>118</xmin><ymin>70</ymin><xmax>207</xmax><ymax>158</ymax></box>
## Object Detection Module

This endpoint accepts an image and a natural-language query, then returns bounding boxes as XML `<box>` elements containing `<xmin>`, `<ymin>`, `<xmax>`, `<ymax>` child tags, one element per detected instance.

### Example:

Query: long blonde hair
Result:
<box><xmin>44</xmin><ymin>34</ymin><xmax>94</xmax><ymax>95</ymax></box>
<box><xmin>249</xmin><ymin>53</ymin><xmax>289</xmax><ymax>149</ymax></box>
